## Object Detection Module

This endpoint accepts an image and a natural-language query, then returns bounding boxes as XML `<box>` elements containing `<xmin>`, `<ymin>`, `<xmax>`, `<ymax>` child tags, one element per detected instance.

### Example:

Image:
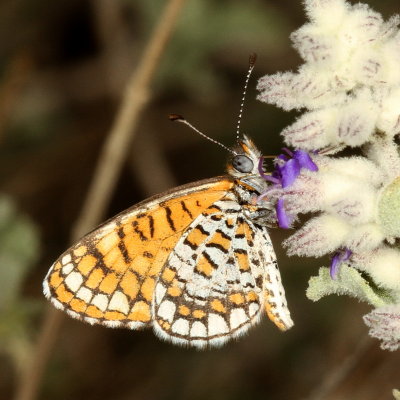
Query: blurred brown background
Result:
<box><xmin>1</xmin><ymin>0</ymin><xmax>399</xmax><ymax>399</ymax></box>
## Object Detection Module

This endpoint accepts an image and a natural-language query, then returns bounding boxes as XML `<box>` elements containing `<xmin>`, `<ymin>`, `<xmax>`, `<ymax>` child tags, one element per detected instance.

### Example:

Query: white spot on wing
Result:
<box><xmin>225</xmin><ymin>267</ymin><xmax>237</xmax><ymax>283</ymax></box>
<box><xmin>249</xmin><ymin>302</ymin><xmax>259</xmax><ymax>318</ymax></box>
<box><xmin>157</xmin><ymin>300</ymin><xmax>176</xmax><ymax>323</ymax></box>
<box><xmin>62</xmin><ymin>254</ymin><xmax>72</xmax><ymax>265</ymax></box>
<box><xmin>108</xmin><ymin>291</ymin><xmax>129</xmax><ymax>314</ymax></box>
<box><xmin>92</xmin><ymin>293</ymin><xmax>109</xmax><ymax>312</ymax></box>
<box><xmin>186</xmin><ymin>274</ymin><xmax>210</xmax><ymax>299</ymax></box>
<box><xmin>230</xmin><ymin>308</ymin><xmax>248</xmax><ymax>330</ymax></box>
<box><xmin>76</xmin><ymin>286</ymin><xmax>93</xmax><ymax>303</ymax></box>
<box><xmin>190</xmin><ymin>321</ymin><xmax>207</xmax><ymax>338</ymax></box>
<box><xmin>155</xmin><ymin>283</ymin><xmax>167</xmax><ymax>304</ymax></box>
<box><xmin>239</xmin><ymin>272</ymin><xmax>253</xmax><ymax>286</ymax></box>
<box><xmin>64</xmin><ymin>272</ymin><xmax>83</xmax><ymax>292</ymax></box>
<box><xmin>62</xmin><ymin>263</ymin><xmax>74</xmax><ymax>275</ymax></box>
<box><xmin>205</xmin><ymin>246</ymin><xmax>224</xmax><ymax>261</ymax></box>
<box><xmin>171</xmin><ymin>318</ymin><xmax>189</xmax><ymax>335</ymax></box>
<box><xmin>208</xmin><ymin>313</ymin><xmax>229</xmax><ymax>336</ymax></box>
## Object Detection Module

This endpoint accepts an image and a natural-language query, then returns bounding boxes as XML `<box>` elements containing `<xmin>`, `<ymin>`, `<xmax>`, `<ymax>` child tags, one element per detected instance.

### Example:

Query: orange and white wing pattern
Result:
<box><xmin>43</xmin><ymin>178</ymin><xmax>234</xmax><ymax>331</ymax></box>
<box><xmin>153</xmin><ymin>193</ymin><xmax>293</xmax><ymax>348</ymax></box>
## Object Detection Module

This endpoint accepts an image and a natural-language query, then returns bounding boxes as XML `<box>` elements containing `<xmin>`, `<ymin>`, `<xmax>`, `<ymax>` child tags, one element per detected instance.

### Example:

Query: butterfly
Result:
<box><xmin>43</xmin><ymin>133</ymin><xmax>293</xmax><ymax>348</ymax></box>
<box><xmin>43</xmin><ymin>52</ymin><xmax>293</xmax><ymax>348</ymax></box>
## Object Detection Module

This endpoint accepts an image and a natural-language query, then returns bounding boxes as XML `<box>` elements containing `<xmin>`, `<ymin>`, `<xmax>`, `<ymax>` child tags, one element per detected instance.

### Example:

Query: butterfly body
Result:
<box><xmin>44</xmin><ymin>135</ymin><xmax>293</xmax><ymax>348</ymax></box>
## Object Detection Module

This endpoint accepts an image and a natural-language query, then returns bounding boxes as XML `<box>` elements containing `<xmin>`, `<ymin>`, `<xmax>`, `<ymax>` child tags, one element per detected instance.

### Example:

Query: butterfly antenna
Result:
<box><xmin>236</xmin><ymin>53</ymin><xmax>257</xmax><ymax>143</ymax></box>
<box><xmin>169</xmin><ymin>114</ymin><xmax>236</xmax><ymax>155</ymax></box>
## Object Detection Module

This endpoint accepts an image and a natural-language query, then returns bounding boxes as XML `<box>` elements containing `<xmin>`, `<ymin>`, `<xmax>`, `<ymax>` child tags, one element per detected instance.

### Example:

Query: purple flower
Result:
<box><xmin>276</xmin><ymin>199</ymin><xmax>293</xmax><ymax>229</ymax></box>
<box><xmin>259</xmin><ymin>149</ymin><xmax>317</xmax><ymax>188</ymax></box>
<box><xmin>258</xmin><ymin>149</ymin><xmax>318</xmax><ymax>228</ymax></box>
<box><xmin>330</xmin><ymin>248</ymin><xmax>352</xmax><ymax>279</ymax></box>
<box><xmin>280</xmin><ymin>149</ymin><xmax>318</xmax><ymax>187</ymax></box>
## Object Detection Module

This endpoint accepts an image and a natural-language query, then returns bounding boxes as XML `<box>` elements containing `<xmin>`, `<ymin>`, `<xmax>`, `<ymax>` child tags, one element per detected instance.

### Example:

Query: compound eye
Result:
<box><xmin>232</xmin><ymin>155</ymin><xmax>254</xmax><ymax>173</ymax></box>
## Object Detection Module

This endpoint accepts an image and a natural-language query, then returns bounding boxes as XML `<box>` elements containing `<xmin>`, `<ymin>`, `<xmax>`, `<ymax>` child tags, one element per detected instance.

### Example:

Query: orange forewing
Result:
<box><xmin>44</xmin><ymin>177</ymin><xmax>234</xmax><ymax>327</ymax></box>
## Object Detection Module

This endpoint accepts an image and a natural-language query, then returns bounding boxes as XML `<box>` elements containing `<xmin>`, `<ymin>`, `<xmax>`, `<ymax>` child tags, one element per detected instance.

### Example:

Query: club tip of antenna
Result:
<box><xmin>249</xmin><ymin>53</ymin><xmax>257</xmax><ymax>67</ymax></box>
<box><xmin>168</xmin><ymin>113</ymin><xmax>185</xmax><ymax>122</ymax></box>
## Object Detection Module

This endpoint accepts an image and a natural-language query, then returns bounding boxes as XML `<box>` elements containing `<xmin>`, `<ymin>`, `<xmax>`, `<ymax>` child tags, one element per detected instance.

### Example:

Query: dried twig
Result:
<box><xmin>15</xmin><ymin>1</ymin><xmax>186</xmax><ymax>399</ymax></box>
<box><xmin>0</xmin><ymin>51</ymin><xmax>33</xmax><ymax>142</ymax></box>
<box><xmin>72</xmin><ymin>0</ymin><xmax>186</xmax><ymax>240</ymax></box>
<box><xmin>130</xmin><ymin>128</ymin><xmax>178</xmax><ymax>195</ymax></box>
<box><xmin>305</xmin><ymin>334</ymin><xmax>374</xmax><ymax>400</ymax></box>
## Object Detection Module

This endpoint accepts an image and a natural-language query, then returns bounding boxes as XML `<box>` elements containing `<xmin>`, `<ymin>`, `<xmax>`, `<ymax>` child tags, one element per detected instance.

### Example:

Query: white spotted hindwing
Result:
<box><xmin>153</xmin><ymin>193</ymin><xmax>293</xmax><ymax>348</ymax></box>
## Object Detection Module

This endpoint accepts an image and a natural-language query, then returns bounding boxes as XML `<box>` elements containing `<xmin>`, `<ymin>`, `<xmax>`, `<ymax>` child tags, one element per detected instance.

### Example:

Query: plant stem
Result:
<box><xmin>15</xmin><ymin>1</ymin><xmax>186</xmax><ymax>399</ymax></box>
<box><xmin>305</xmin><ymin>334</ymin><xmax>373</xmax><ymax>400</ymax></box>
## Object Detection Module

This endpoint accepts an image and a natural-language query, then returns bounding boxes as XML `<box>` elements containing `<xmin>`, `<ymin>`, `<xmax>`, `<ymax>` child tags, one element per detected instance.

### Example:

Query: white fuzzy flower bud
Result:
<box><xmin>351</xmin><ymin>48</ymin><xmax>383</xmax><ymax>86</ymax></box>
<box><xmin>257</xmin><ymin>67</ymin><xmax>347</xmax><ymax>111</ymax></box>
<box><xmin>281</xmin><ymin>90</ymin><xmax>378</xmax><ymax>149</ymax></box>
<box><xmin>256</xmin><ymin>72</ymin><xmax>299</xmax><ymax>111</ymax></box>
<box><xmin>377</xmin><ymin>33</ymin><xmax>400</xmax><ymax>85</ymax></box>
<box><xmin>284</xmin><ymin>214</ymin><xmax>350</xmax><ymax>257</ymax></box>
<box><xmin>321</xmin><ymin>156</ymin><xmax>383</xmax><ymax>186</ymax></box>
<box><xmin>379</xmin><ymin>15</ymin><xmax>400</xmax><ymax>41</ymax></box>
<box><xmin>303</xmin><ymin>0</ymin><xmax>348</xmax><ymax>30</ymax></box>
<box><xmin>364</xmin><ymin>305</ymin><xmax>400</xmax><ymax>351</ymax></box>
<box><xmin>291</xmin><ymin>24</ymin><xmax>338</xmax><ymax>66</ymax></box>
<box><xmin>273</xmin><ymin>154</ymin><xmax>382</xmax><ymax>226</ymax></box>
<box><xmin>279</xmin><ymin>172</ymin><xmax>323</xmax><ymax>214</ymax></box>
<box><xmin>366</xmin><ymin>138</ymin><xmax>400</xmax><ymax>180</ymax></box>
<box><xmin>353</xmin><ymin>247</ymin><xmax>400</xmax><ymax>291</ymax></box>
<box><xmin>319</xmin><ymin>172</ymin><xmax>376</xmax><ymax>224</ymax></box>
<box><xmin>344</xmin><ymin>223</ymin><xmax>385</xmax><ymax>252</ymax></box>
<box><xmin>350</xmin><ymin>30</ymin><xmax>400</xmax><ymax>86</ymax></box>
<box><xmin>336</xmin><ymin>90</ymin><xmax>378</xmax><ymax>146</ymax></box>
<box><xmin>376</xmin><ymin>87</ymin><xmax>400</xmax><ymax>136</ymax></box>
<box><xmin>258</xmin><ymin>0</ymin><xmax>400</xmax><ymax>151</ymax></box>
<box><xmin>340</xmin><ymin>4</ymin><xmax>383</xmax><ymax>45</ymax></box>
<box><xmin>281</xmin><ymin>107</ymin><xmax>339</xmax><ymax>150</ymax></box>
<box><xmin>297</xmin><ymin>66</ymin><xmax>349</xmax><ymax>109</ymax></box>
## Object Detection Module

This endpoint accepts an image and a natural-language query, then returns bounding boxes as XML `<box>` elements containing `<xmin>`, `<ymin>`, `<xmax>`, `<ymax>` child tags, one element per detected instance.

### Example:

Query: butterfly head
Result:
<box><xmin>227</xmin><ymin>135</ymin><xmax>267</xmax><ymax>192</ymax></box>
